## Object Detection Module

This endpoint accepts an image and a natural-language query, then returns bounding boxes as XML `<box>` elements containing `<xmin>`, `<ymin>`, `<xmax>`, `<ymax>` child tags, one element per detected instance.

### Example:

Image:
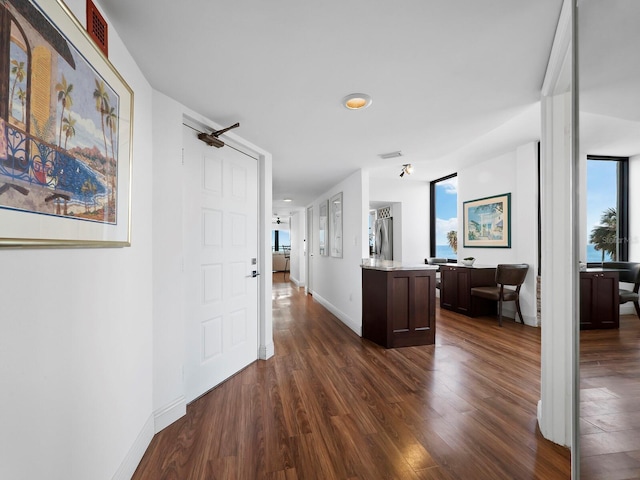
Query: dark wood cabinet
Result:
<box><xmin>362</xmin><ymin>267</ymin><xmax>436</xmax><ymax>348</ymax></box>
<box><xmin>440</xmin><ymin>265</ymin><xmax>497</xmax><ymax>317</ymax></box>
<box><xmin>580</xmin><ymin>270</ymin><xmax>619</xmax><ymax>329</ymax></box>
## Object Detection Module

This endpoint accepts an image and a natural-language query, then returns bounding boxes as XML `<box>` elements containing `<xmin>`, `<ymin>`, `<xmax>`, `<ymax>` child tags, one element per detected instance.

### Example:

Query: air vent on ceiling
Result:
<box><xmin>87</xmin><ymin>0</ymin><xmax>108</xmax><ymax>57</ymax></box>
<box><xmin>378</xmin><ymin>151</ymin><xmax>403</xmax><ymax>159</ymax></box>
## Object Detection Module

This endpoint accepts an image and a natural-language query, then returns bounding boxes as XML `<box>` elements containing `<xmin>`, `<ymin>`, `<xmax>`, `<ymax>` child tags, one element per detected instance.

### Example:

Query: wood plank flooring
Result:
<box><xmin>132</xmin><ymin>276</ymin><xmax>570</xmax><ymax>479</ymax></box>
<box><xmin>580</xmin><ymin>313</ymin><xmax>640</xmax><ymax>479</ymax></box>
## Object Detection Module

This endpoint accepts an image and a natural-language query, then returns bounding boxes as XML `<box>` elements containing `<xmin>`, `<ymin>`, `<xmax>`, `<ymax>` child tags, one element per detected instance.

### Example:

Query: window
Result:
<box><xmin>272</xmin><ymin>229</ymin><xmax>290</xmax><ymax>252</ymax></box>
<box><xmin>586</xmin><ymin>156</ymin><xmax>629</xmax><ymax>262</ymax></box>
<box><xmin>430</xmin><ymin>174</ymin><xmax>458</xmax><ymax>258</ymax></box>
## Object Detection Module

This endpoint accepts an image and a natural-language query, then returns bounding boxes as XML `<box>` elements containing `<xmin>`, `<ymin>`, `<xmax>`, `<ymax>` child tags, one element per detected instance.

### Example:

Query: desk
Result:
<box><xmin>361</xmin><ymin>259</ymin><xmax>438</xmax><ymax>348</ymax></box>
<box><xmin>580</xmin><ymin>268</ymin><xmax>619</xmax><ymax>329</ymax></box>
<box><xmin>439</xmin><ymin>264</ymin><xmax>497</xmax><ymax>317</ymax></box>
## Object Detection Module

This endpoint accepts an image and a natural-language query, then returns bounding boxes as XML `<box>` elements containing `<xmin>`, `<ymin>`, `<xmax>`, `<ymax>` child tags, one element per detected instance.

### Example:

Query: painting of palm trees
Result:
<box><xmin>0</xmin><ymin>0</ymin><xmax>132</xmax><ymax>246</ymax></box>
<box><xmin>463</xmin><ymin>193</ymin><xmax>511</xmax><ymax>248</ymax></box>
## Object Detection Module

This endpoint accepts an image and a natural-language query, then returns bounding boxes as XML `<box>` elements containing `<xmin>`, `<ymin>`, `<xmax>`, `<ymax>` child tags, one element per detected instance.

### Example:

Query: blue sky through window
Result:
<box><xmin>271</xmin><ymin>229</ymin><xmax>290</xmax><ymax>251</ymax></box>
<box><xmin>434</xmin><ymin>176</ymin><xmax>458</xmax><ymax>256</ymax></box>
<box><xmin>586</xmin><ymin>159</ymin><xmax>617</xmax><ymax>262</ymax></box>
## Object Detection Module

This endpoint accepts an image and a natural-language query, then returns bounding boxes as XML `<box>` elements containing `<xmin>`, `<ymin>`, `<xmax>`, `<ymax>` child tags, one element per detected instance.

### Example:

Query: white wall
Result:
<box><xmin>369</xmin><ymin>178</ymin><xmax>430</xmax><ymax>264</ymax></box>
<box><xmin>308</xmin><ymin>170</ymin><xmax>369</xmax><ymax>335</ymax></box>
<box><xmin>151</xmin><ymin>91</ymin><xmax>187</xmax><ymax>430</ymax></box>
<box><xmin>0</xmin><ymin>1</ymin><xmax>155</xmax><ymax>478</ymax></box>
<box><xmin>458</xmin><ymin>142</ymin><xmax>539</xmax><ymax>325</ymax></box>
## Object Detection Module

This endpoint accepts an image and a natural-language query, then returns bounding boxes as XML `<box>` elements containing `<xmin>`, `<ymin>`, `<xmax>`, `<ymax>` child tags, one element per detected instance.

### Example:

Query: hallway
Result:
<box><xmin>132</xmin><ymin>276</ymin><xmax>570</xmax><ymax>479</ymax></box>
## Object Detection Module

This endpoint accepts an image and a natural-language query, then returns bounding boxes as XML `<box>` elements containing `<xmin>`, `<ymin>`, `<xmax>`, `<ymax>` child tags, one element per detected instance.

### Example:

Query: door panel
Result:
<box><xmin>183</xmin><ymin>125</ymin><xmax>259</xmax><ymax>402</ymax></box>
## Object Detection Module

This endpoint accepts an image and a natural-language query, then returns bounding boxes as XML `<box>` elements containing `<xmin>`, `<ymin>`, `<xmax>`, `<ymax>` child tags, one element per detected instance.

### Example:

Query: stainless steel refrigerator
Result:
<box><xmin>374</xmin><ymin>218</ymin><xmax>393</xmax><ymax>260</ymax></box>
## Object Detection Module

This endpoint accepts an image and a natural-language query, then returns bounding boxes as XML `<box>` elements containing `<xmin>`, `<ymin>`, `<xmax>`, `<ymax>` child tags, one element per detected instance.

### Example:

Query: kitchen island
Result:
<box><xmin>361</xmin><ymin>259</ymin><xmax>438</xmax><ymax>348</ymax></box>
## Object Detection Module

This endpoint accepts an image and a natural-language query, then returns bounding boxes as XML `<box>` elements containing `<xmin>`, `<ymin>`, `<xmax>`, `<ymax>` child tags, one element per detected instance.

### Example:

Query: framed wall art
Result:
<box><xmin>0</xmin><ymin>0</ymin><xmax>133</xmax><ymax>247</ymax></box>
<box><xmin>330</xmin><ymin>191</ymin><xmax>342</xmax><ymax>258</ymax></box>
<box><xmin>318</xmin><ymin>199</ymin><xmax>328</xmax><ymax>256</ymax></box>
<box><xmin>463</xmin><ymin>193</ymin><xmax>511</xmax><ymax>248</ymax></box>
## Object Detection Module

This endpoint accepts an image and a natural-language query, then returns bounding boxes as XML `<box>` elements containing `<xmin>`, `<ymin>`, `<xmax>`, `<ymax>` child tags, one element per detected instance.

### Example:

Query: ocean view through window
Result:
<box><xmin>586</xmin><ymin>156</ymin><xmax>629</xmax><ymax>262</ymax></box>
<box><xmin>430</xmin><ymin>174</ymin><xmax>458</xmax><ymax>258</ymax></box>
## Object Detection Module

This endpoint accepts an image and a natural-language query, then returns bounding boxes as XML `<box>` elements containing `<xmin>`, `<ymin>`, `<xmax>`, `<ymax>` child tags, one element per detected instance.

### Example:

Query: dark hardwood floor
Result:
<box><xmin>132</xmin><ymin>275</ymin><xmax>570</xmax><ymax>479</ymax></box>
<box><xmin>580</xmin><ymin>313</ymin><xmax>640</xmax><ymax>479</ymax></box>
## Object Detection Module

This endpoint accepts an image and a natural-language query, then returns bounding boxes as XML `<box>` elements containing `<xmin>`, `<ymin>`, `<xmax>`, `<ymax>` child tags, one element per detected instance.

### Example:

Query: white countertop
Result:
<box><xmin>360</xmin><ymin>258</ymin><xmax>439</xmax><ymax>271</ymax></box>
<box><xmin>441</xmin><ymin>262</ymin><xmax>497</xmax><ymax>269</ymax></box>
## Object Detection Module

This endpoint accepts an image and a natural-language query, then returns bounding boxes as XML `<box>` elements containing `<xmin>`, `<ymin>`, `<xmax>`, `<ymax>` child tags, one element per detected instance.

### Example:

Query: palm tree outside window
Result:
<box><xmin>430</xmin><ymin>173</ymin><xmax>458</xmax><ymax>258</ymax></box>
<box><xmin>586</xmin><ymin>156</ymin><xmax>629</xmax><ymax>263</ymax></box>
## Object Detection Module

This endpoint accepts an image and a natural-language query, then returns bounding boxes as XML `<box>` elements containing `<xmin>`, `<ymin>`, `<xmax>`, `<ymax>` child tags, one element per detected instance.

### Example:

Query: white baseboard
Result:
<box><xmin>499</xmin><ymin>305</ymin><xmax>538</xmax><ymax>327</ymax></box>
<box><xmin>312</xmin><ymin>292</ymin><xmax>362</xmax><ymax>336</ymax></box>
<box><xmin>259</xmin><ymin>342</ymin><xmax>275</xmax><ymax>360</ymax></box>
<box><xmin>289</xmin><ymin>275</ymin><xmax>304</xmax><ymax>288</ymax></box>
<box><xmin>112</xmin><ymin>414</ymin><xmax>154</xmax><ymax>480</ymax></box>
<box><xmin>154</xmin><ymin>396</ymin><xmax>186</xmax><ymax>433</ymax></box>
<box><xmin>537</xmin><ymin>399</ymin><xmax>543</xmax><ymax>433</ymax></box>
<box><xmin>621</xmin><ymin>303</ymin><xmax>636</xmax><ymax>315</ymax></box>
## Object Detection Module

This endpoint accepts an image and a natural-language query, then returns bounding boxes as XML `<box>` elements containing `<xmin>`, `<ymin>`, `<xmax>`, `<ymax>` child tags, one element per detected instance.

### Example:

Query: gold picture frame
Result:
<box><xmin>0</xmin><ymin>0</ymin><xmax>133</xmax><ymax>247</ymax></box>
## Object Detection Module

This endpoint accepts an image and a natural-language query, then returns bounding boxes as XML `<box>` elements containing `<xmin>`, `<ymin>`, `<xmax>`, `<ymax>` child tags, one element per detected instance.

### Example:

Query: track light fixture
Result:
<box><xmin>399</xmin><ymin>164</ymin><xmax>414</xmax><ymax>178</ymax></box>
<box><xmin>197</xmin><ymin>122</ymin><xmax>240</xmax><ymax>148</ymax></box>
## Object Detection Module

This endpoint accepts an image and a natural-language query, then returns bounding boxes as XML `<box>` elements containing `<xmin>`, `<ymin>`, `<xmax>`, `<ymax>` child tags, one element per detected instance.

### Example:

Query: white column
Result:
<box><xmin>537</xmin><ymin>0</ymin><xmax>576</xmax><ymax>455</ymax></box>
<box><xmin>538</xmin><ymin>91</ymin><xmax>575</xmax><ymax>448</ymax></box>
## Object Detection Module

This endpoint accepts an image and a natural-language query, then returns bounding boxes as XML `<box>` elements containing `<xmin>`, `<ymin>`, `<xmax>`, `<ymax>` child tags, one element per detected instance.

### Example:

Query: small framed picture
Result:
<box><xmin>463</xmin><ymin>193</ymin><xmax>511</xmax><ymax>248</ymax></box>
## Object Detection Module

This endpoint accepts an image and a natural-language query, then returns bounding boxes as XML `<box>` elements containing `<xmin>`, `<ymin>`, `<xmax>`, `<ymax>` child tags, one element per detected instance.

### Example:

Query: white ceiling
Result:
<box><xmin>100</xmin><ymin>0</ymin><xmax>565</xmax><ymax>216</ymax></box>
<box><xmin>578</xmin><ymin>1</ymin><xmax>640</xmax><ymax>157</ymax></box>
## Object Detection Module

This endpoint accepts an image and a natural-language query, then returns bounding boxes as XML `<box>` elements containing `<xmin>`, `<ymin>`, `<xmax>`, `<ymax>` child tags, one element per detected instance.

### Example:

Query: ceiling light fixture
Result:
<box><xmin>399</xmin><ymin>164</ymin><xmax>414</xmax><ymax>178</ymax></box>
<box><xmin>283</xmin><ymin>198</ymin><xmax>293</xmax><ymax>202</ymax></box>
<box><xmin>342</xmin><ymin>93</ymin><xmax>372</xmax><ymax>110</ymax></box>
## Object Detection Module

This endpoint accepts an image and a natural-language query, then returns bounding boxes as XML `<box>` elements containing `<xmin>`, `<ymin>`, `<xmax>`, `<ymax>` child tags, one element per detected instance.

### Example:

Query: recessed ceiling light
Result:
<box><xmin>283</xmin><ymin>198</ymin><xmax>292</xmax><ymax>202</ymax></box>
<box><xmin>343</xmin><ymin>93</ymin><xmax>372</xmax><ymax>110</ymax></box>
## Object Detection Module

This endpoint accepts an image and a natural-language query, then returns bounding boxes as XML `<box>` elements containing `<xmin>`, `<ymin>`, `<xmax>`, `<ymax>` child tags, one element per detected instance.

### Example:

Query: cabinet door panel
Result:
<box><xmin>594</xmin><ymin>273</ymin><xmax>619</xmax><ymax>328</ymax></box>
<box><xmin>440</xmin><ymin>267</ymin><xmax>457</xmax><ymax>309</ymax></box>
<box><xmin>456</xmin><ymin>270</ymin><xmax>470</xmax><ymax>313</ymax></box>
<box><xmin>580</xmin><ymin>275</ymin><xmax>595</xmax><ymax>329</ymax></box>
<box><xmin>414</xmin><ymin>274</ymin><xmax>432</xmax><ymax>330</ymax></box>
<box><xmin>391</xmin><ymin>276</ymin><xmax>410</xmax><ymax>333</ymax></box>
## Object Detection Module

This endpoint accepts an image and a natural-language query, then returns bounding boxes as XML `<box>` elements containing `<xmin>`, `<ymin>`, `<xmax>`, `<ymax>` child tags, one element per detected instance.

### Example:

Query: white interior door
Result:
<box><xmin>183</xmin><ymin>125</ymin><xmax>259</xmax><ymax>403</ymax></box>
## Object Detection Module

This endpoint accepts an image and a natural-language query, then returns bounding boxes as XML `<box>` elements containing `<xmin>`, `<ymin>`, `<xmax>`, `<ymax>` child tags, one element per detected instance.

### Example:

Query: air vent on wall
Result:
<box><xmin>87</xmin><ymin>0</ymin><xmax>108</xmax><ymax>57</ymax></box>
<box><xmin>378</xmin><ymin>151</ymin><xmax>403</xmax><ymax>160</ymax></box>
<box><xmin>377</xmin><ymin>206</ymin><xmax>392</xmax><ymax>219</ymax></box>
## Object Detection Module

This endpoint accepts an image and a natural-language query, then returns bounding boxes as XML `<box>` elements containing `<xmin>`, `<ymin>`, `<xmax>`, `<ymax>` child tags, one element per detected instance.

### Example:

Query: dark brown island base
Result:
<box><xmin>361</xmin><ymin>259</ymin><xmax>438</xmax><ymax>348</ymax></box>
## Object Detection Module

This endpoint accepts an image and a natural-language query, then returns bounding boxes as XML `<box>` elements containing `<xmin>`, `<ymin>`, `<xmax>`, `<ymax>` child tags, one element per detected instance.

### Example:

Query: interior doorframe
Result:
<box><xmin>306</xmin><ymin>205</ymin><xmax>313</xmax><ymax>295</ymax></box>
<box><xmin>183</xmin><ymin>113</ymin><xmax>274</xmax><ymax>362</ymax></box>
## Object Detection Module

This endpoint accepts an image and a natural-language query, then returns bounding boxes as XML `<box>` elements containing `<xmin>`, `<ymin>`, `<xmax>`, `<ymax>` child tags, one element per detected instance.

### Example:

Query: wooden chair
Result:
<box><xmin>470</xmin><ymin>264</ymin><xmax>529</xmax><ymax>327</ymax></box>
<box><xmin>604</xmin><ymin>262</ymin><xmax>640</xmax><ymax>318</ymax></box>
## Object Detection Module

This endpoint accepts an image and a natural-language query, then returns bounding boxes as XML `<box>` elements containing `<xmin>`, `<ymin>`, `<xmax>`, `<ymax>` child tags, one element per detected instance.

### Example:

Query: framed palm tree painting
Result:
<box><xmin>463</xmin><ymin>193</ymin><xmax>511</xmax><ymax>248</ymax></box>
<box><xmin>0</xmin><ymin>0</ymin><xmax>133</xmax><ymax>247</ymax></box>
